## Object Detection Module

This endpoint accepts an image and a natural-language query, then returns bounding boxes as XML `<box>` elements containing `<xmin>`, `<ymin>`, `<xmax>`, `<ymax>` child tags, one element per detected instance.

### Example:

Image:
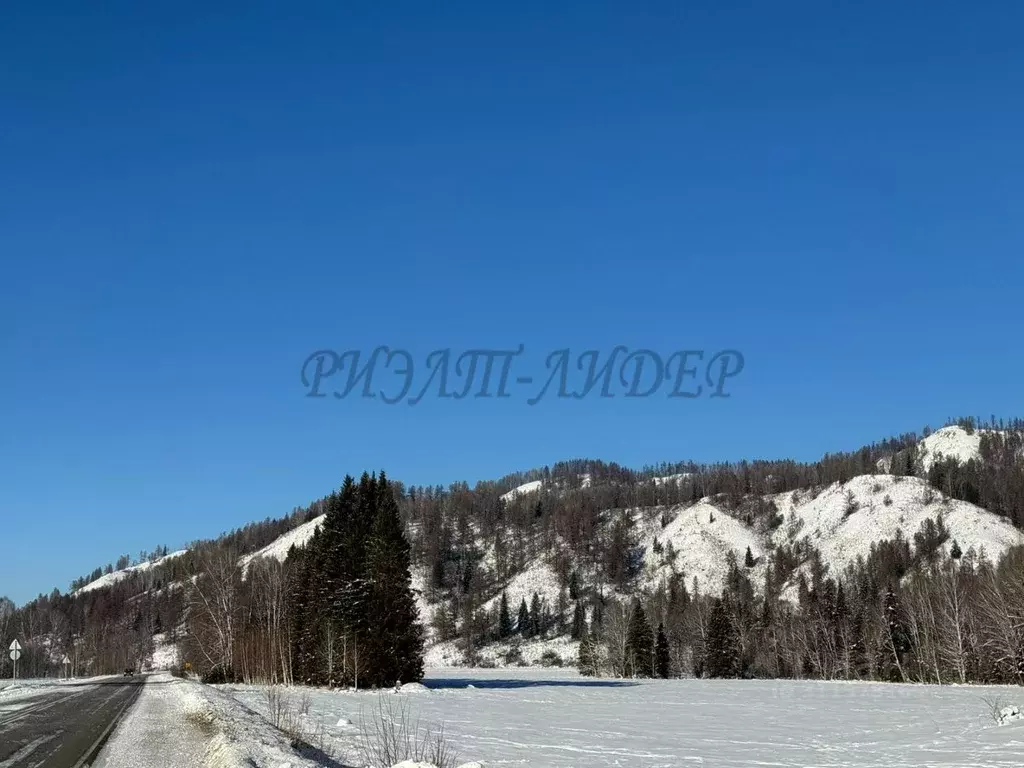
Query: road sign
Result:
<box><xmin>9</xmin><ymin>639</ymin><xmax>22</xmax><ymax>679</ymax></box>
<box><xmin>62</xmin><ymin>654</ymin><xmax>71</xmax><ymax>664</ymax></box>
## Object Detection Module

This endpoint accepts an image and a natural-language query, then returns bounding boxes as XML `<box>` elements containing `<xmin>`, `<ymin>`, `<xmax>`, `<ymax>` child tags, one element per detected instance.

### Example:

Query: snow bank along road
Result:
<box><xmin>0</xmin><ymin>675</ymin><xmax>145</xmax><ymax>768</ymax></box>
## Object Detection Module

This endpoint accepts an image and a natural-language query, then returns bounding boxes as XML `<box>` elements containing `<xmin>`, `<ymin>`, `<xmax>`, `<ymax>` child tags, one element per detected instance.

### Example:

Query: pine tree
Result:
<box><xmin>950</xmin><ymin>539</ymin><xmax>963</xmax><ymax>559</ymax></box>
<box><xmin>498</xmin><ymin>591</ymin><xmax>513</xmax><ymax>639</ymax></box>
<box><xmin>744</xmin><ymin>546</ymin><xmax>755</xmax><ymax>568</ymax></box>
<box><xmin>625</xmin><ymin>601</ymin><xmax>654</xmax><ymax>678</ymax></box>
<box><xmin>655</xmin><ymin>622</ymin><xmax>671</xmax><ymax>678</ymax></box>
<box><xmin>568</xmin><ymin>571</ymin><xmax>580</xmax><ymax>601</ymax></box>
<box><xmin>517</xmin><ymin>598</ymin><xmax>530</xmax><ymax>636</ymax></box>
<box><xmin>704</xmin><ymin>597</ymin><xmax>740</xmax><ymax>678</ymax></box>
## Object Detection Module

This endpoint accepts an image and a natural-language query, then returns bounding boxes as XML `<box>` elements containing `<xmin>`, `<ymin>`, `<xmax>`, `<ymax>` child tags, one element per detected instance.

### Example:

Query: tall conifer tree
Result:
<box><xmin>626</xmin><ymin>601</ymin><xmax>654</xmax><ymax>677</ymax></box>
<box><xmin>365</xmin><ymin>471</ymin><xmax>425</xmax><ymax>686</ymax></box>
<box><xmin>655</xmin><ymin>622</ymin><xmax>671</xmax><ymax>678</ymax></box>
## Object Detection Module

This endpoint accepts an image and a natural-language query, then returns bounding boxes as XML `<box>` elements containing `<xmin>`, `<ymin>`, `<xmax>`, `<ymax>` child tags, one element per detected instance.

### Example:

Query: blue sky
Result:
<box><xmin>2</xmin><ymin>2</ymin><xmax>1022</xmax><ymax>603</ymax></box>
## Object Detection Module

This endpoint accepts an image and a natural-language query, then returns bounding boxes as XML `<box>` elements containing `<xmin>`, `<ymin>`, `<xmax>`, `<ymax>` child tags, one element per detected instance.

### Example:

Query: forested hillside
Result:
<box><xmin>3</xmin><ymin>416</ymin><xmax>1024</xmax><ymax>687</ymax></box>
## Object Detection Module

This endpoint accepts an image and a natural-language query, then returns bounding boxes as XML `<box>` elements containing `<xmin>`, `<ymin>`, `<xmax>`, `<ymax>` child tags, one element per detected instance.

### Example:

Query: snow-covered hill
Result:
<box><xmin>770</xmin><ymin>475</ymin><xmax>1019</xmax><ymax>577</ymax></box>
<box><xmin>63</xmin><ymin>438</ymin><xmax>1023</xmax><ymax>673</ymax></box>
<box><xmin>638</xmin><ymin>501</ymin><xmax>766</xmax><ymax>595</ymax></box>
<box><xmin>75</xmin><ymin>550</ymin><xmax>187</xmax><ymax>594</ymax></box>
<box><xmin>917</xmin><ymin>425</ymin><xmax>987</xmax><ymax>473</ymax></box>
<box><xmin>772</xmin><ymin>474</ymin><xmax>1021</xmax><ymax>573</ymax></box>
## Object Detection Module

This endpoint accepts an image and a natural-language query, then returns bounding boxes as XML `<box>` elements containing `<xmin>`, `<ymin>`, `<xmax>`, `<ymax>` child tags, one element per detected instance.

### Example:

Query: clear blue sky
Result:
<box><xmin>2</xmin><ymin>2</ymin><xmax>1022</xmax><ymax>604</ymax></box>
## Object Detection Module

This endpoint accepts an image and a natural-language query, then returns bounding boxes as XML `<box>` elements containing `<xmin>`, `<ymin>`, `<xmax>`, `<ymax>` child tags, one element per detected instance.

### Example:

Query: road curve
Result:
<box><xmin>0</xmin><ymin>676</ymin><xmax>145</xmax><ymax>768</ymax></box>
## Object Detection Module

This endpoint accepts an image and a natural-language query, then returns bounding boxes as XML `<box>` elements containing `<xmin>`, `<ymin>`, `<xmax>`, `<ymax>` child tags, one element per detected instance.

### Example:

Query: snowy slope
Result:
<box><xmin>483</xmin><ymin>560</ymin><xmax>564</xmax><ymax>615</ymax></box>
<box><xmin>918</xmin><ymin>425</ymin><xmax>986</xmax><ymax>473</ymax></box>
<box><xmin>639</xmin><ymin>501</ymin><xmax>766</xmax><ymax>595</ymax></box>
<box><xmin>772</xmin><ymin>475</ymin><xmax>1023</xmax><ymax>574</ymax></box>
<box><xmin>150</xmin><ymin>632</ymin><xmax>181</xmax><ymax>670</ymax></box>
<box><xmin>76</xmin><ymin>550</ymin><xmax>187</xmax><ymax>594</ymax></box>
<box><xmin>500</xmin><ymin>480</ymin><xmax>543</xmax><ymax>502</ymax></box>
<box><xmin>238</xmin><ymin>513</ymin><xmax>325</xmax><ymax>572</ymax></box>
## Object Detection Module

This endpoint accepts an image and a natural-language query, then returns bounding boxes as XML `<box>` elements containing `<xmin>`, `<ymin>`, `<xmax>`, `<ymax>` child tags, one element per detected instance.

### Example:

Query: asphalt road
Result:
<box><xmin>0</xmin><ymin>676</ymin><xmax>145</xmax><ymax>768</ymax></box>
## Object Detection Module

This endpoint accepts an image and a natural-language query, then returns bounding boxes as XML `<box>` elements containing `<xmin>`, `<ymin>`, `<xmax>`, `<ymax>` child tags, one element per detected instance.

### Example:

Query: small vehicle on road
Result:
<box><xmin>123</xmin><ymin>668</ymin><xmax>135</xmax><ymax>677</ymax></box>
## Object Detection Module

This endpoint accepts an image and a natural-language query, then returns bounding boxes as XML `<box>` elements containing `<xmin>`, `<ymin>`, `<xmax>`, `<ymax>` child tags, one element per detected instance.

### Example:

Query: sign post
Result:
<box><xmin>62</xmin><ymin>654</ymin><xmax>71</xmax><ymax>680</ymax></box>
<box><xmin>9</xmin><ymin>639</ymin><xmax>22</xmax><ymax>680</ymax></box>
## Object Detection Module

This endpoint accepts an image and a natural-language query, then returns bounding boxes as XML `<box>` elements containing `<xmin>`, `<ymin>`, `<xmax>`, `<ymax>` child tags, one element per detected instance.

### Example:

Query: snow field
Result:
<box><xmin>219</xmin><ymin>667</ymin><xmax>1024</xmax><ymax>768</ymax></box>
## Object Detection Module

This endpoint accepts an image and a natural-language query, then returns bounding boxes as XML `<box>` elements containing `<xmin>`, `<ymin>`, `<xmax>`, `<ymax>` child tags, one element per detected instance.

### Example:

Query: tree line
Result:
<box><xmin>3</xmin><ymin>416</ymin><xmax>1023</xmax><ymax>686</ymax></box>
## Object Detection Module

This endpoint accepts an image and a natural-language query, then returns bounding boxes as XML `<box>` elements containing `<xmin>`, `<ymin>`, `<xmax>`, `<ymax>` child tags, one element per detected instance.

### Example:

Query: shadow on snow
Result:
<box><xmin>422</xmin><ymin>677</ymin><xmax>639</xmax><ymax>690</ymax></box>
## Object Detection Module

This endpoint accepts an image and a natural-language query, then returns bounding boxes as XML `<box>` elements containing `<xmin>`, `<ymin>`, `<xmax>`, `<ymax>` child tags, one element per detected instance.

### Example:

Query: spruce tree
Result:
<box><xmin>517</xmin><ymin>598</ymin><xmax>530</xmax><ymax>636</ymax></box>
<box><xmin>529</xmin><ymin>592</ymin><xmax>543</xmax><ymax>638</ymax></box>
<box><xmin>498</xmin><ymin>591</ymin><xmax>513</xmax><ymax>639</ymax></box>
<box><xmin>626</xmin><ymin>601</ymin><xmax>654</xmax><ymax>678</ymax></box>
<box><xmin>364</xmin><ymin>471</ymin><xmax>425</xmax><ymax>686</ymax></box>
<box><xmin>571</xmin><ymin>601</ymin><xmax>587</xmax><ymax>640</ymax></box>
<box><xmin>744</xmin><ymin>546</ymin><xmax>755</xmax><ymax>568</ymax></box>
<box><xmin>568</xmin><ymin>571</ymin><xmax>580</xmax><ymax>601</ymax></box>
<box><xmin>655</xmin><ymin>622</ymin><xmax>671</xmax><ymax>678</ymax></box>
<box><xmin>286</xmin><ymin>543</ymin><xmax>313</xmax><ymax>683</ymax></box>
<box><xmin>704</xmin><ymin>597</ymin><xmax>740</xmax><ymax>678</ymax></box>
<box><xmin>315</xmin><ymin>479</ymin><xmax>359</xmax><ymax>686</ymax></box>
<box><xmin>950</xmin><ymin>539</ymin><xmax>963</xmax><ymax>559</ymax></box>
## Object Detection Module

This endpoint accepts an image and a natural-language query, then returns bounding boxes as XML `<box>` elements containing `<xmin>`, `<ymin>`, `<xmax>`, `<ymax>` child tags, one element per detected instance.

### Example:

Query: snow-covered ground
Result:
<box><xmin>150</xmin><ymin>632</ymin><xmax>181</xmax><ymax>670</ymax></box>
<box><xmin>218</xmin><ymin>667</ymin><xmax>1024</xmax><ymax>767</ymax></box>
<box><xmin>97</xmin><ymin>673</ymin><xmax>329</xmax><ymax>768</ymax></box>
